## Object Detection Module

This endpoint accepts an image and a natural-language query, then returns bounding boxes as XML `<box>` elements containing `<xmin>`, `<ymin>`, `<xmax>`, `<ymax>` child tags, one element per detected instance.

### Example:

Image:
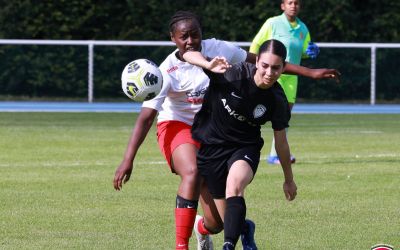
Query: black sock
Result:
<box><xmin>176</xmin><ymin>195</ymin><xmax>198</xmax><ymax>209</ymax></box>
<box><xmin>224</xmin><ymin>196</ymin><xmax>246</xmax><ymax>247</ymax></box>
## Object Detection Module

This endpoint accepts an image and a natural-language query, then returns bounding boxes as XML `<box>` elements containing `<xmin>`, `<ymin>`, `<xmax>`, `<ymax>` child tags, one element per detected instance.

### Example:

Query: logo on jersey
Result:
<box><xmin>186</xmin><ymin>87</ymin><xmax>207</xmax><ymax>104</ymax></box>
<box><xmin>244</xmin><ymin>155</ymin><xmax>253</xmax><ymax>163</ymax></box>
<box><xmin>167</xmin><ymin>65</ymin><xmax>178</xmax><ymax>73</ymax></box>
<box><xmin>180</xmin><ymin>81</ymin><xmax>191</xmax><ymax>89</ymax></box>
<box><xmin>253</xmin><ymin>104</ymin><xmax>267</xmax><ymax>118</ymax></box>
<box><xmin>221</xmin><ymin>99</ymin><xmax>256</xmax><ymax>126</ymax></box>
<box><xmin>186</xmin><ymin>87</ymin><xmax>207</xmax><ymax>98</ymax></box>
<box><xmin>231</xmin><ymin>92</ymin><xmax>242</xmax><ymax>99</ymax></box>
<box><xmin>221</xmin><ymin>99</ymin><xmax>246</xmax><ymax>121</ymax></box>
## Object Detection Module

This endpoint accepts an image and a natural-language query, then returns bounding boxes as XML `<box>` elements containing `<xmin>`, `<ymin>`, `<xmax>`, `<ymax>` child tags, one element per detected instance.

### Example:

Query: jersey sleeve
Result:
<box><xmin>203</xmin><ymin>63</ymin><xmax>244</xmax><ymax>86</ymax></box>
<box><xmin>249</xmin><ymin>19</ymin><xmax>272</xmax><ymax>54</ymax></box>
<box><xmin>215</xmin><ymin>39</ymin><xmax>247</xmax><ymax>64</ymax></box>
<box><xmin>202</xmin><ymin>69</ymin><xmax>228</xmax><ymax>85</ymax></box>
<box><xmin>271</xmin><ymin>86</ymin><xmax>291</xmax><ymax>131</ymax></box>
<box><xmin>202</xmin><ymin>39</ymin><xmax>247</xmax><ymax>65</ymax></box>
<box><xmin>301</xmin><ymin>32</ymin><xmax>311</xmax><ymax>59</ymax></box>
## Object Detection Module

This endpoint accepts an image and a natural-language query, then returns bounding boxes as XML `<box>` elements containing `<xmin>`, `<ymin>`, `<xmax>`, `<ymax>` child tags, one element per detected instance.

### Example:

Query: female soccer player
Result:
<box><xmin>113</xmin><ymin>11</ymin><xmax>337</xmax><ymax>250</ymax></box>
<box><xmin>183</xmin><ymin>39</ymin><xmax>296</xmax><ymax>249</ymax></box>
<box><xmin>250</xmin><ymin>0</ymin><xmax>324</xmax><ymax>164</ymax></box>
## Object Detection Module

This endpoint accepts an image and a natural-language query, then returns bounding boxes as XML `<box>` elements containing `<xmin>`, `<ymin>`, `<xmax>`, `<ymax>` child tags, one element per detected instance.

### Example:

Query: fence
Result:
<box><xmin>1</xmin><ymin>39</ymin><xmax>400</xmax><ymax>104</ymax></box>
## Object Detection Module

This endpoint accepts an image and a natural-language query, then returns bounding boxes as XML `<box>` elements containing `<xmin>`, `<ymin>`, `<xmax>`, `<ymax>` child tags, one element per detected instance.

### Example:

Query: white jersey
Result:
<box><xmin>142</xmin><ymin>38</ymin><xmax>247</xmax><ymax>125</ymax></box>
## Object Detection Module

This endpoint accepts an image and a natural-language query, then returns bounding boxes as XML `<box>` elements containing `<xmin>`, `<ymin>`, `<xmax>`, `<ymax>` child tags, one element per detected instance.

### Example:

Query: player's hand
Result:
<box><xmin>310</xmin><ymin>68</ymin><xmax>341</xmax><ymax>83</ymax></box>
<box><xmin>207</xmin><ymin>56</ymin><xmax>231</xmax><ymax>73</ymax></box>
<box><xmin>113</xmin><ymin>161</ymin><xmax>133</xmax><ymax>191</ymax></box>
<box><xmin>283</xmin><ymin>179</ymin><xmax>297</xmax><ymax>201</ymax></box>
<box><xmin>306</xmin><ymin>42</ymin><xmax>320</xmax><ymax>59</ymax></box>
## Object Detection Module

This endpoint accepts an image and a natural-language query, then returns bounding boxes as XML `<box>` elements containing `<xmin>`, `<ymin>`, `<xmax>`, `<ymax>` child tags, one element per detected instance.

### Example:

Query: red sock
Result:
<box><xmin>175</xmin><ymin>208</ymin><xmax>196</xmax><ymax>250</ymax></box>
<box><xmin>196</xmin><ymin>216</ymin><xmax>212</xmax><ymax>235</ymax></box>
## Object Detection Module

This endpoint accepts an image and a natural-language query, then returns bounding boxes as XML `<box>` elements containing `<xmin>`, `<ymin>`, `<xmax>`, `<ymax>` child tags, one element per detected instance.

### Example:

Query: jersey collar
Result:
<box><xmin>280</xmin><ymin>12</ymin><xmax>301</xmax><ymax>30</ymax></box>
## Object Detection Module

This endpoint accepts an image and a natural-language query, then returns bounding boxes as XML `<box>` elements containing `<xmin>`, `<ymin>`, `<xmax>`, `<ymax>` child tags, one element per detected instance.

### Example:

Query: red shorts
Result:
<box><xmin>157</xmin><ymin>120</ymin><xmax>201</xmax><ymax>172</ymax></box>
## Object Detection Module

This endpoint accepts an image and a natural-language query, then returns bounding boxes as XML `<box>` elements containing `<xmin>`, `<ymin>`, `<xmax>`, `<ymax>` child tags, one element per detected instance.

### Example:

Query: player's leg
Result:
<box><xmin>194</xmin><ymin>181</ymin><xmax>222</xmax><ymax>250</ymax></box>
<box><xmin>198</xmin><ymin>180</ymin><xmax>223</xmax><ymax>234</ymax></box>
<box><xmin>222</xmin><ymin>159</ymin><xmax>254</xmax><ymax>249</ymax></box>
<box><xmin>172</xmin><ymin>143</ymin><xmax>201</xmax><ymax>250</ymax></box>
<box><xmin>157</xmin><ymin>121</ymin><xmax>202</xmax><ymax>250</ymax></box>
<box><xmin>194</xmin><ymin>147</ymin><xmax>225</xmax><ymax>250</ymax></box>
<box><xmin>283</xmin><ymin>79</ymin><xmax>297</xmax><ymax>164</ymax></box>
<box><xmin>268</xmin><ymin>77</ymin><xmax>297</xmax><ymax>164</ymax></box>
<box><xmin>195</xmin><ymin>144</ymin><xmax>231</xmax><ymax>249</ymax></box>
<box><xmin>268</xmin><ymin>136</ymin><xmax>280</xmax><ymax>164</ymax></box>
<box><xmin>286</xmin><ymin>103</ymin><xmax>296</xmax><ymax>163</ymax></box>
<box><xmin>269</xmin><ymin>127</ymin><xmax>295</xmax><ymax>164</ymax></box>
<box><xmin>226</xmin><ymin>146</ymin><xmax>260</xmax><ymax>249</ymax></box>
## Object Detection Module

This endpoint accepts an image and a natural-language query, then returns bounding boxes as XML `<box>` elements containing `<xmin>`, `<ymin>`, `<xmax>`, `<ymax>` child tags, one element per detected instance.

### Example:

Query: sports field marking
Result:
<box><xmin>1</xmin><ymin>102</ymin><xmax>400</xmax><ymax>113</ymax></box>
<box><xmin>299</xmin><ymin>153</ymin><xmax>398</xmax><ymax>161</ymax></box>
<box><xmin>0</xmin><ymin>160</ymin><xmax>167</xmax><ymax>168</ymax></box>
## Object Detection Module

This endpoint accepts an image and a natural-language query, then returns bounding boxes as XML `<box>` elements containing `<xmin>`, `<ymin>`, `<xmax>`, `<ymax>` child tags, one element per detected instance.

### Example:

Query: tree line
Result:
<box><xmin>0</xmin><ymin>0</ymin><xmax>399</xmax><ymax>102</ymax></box>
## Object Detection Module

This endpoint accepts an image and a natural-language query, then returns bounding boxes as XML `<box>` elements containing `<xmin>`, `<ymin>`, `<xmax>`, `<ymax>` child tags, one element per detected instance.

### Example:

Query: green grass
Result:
<box><xmin>0</xmin><ymin>113</ymin><xmax>399</xmax><ymax>249</ymax></box>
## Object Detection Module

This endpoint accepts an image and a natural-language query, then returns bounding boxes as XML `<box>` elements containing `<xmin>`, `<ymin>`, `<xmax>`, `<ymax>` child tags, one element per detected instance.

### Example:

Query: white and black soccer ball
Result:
<box><xmin>121</xmin><ymin>59</ymin><xmax>163</xmax><ymax>102</ymax></box>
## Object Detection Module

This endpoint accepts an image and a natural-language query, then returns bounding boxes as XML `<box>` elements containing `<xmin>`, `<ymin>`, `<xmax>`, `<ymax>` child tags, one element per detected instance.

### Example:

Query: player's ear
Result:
<box><xmin>280</xmin><ymin>61</ymin><xmax>286</xmax><ymax>73</ymax></box>
<box><xmin>170</xmin><ymin>32</ymin><xmax>175</xmax><ymax>42</ymax></box>
<box><xmin>255</xmin><ymin>56</ymin><xmax>259</xmax><ymax>68</ymax></box>
<box><xmin>280</xmin><ymin>1</ymin><xmax>285</xmax><ymax>11</ymax></box>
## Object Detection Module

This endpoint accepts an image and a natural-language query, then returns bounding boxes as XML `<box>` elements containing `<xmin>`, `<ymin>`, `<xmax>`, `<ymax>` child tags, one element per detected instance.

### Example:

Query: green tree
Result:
<box><xmin>0</xmin><ymin>0</ymin><xmax>399</xmax><ymax>101</ymax></box>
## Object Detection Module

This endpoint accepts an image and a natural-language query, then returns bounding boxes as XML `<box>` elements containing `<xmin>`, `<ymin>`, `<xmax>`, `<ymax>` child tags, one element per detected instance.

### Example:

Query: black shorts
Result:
<box><xmin>197</xmin><ymin>143</ymin><xmax>263</xmax><ymax>199</ymax></box>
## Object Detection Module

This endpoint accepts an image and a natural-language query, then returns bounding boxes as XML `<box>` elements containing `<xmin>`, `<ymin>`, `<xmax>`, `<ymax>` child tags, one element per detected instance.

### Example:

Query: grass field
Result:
<box><xmin>0</xmin><ymin>112</ymin><xmax>399</xmax><ymax>250</ymax></box>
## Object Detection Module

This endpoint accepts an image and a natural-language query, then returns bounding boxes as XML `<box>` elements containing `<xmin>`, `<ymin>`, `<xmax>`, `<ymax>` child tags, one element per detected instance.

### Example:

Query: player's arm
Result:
<box><xmin>274</xmin><ymin>129</ymin><xmax>297</xmax><ymax>201</ymax></box>
<box><xmin>245</xmin><ymin>51</ymin><xmax>340</xmax><ymax>81</ymax></box>
<box><xmin>284</xmin><ymin>63</ymin><xmax>340</xmax><ymax>82</ymax></box>
<box><xmin>113</xmin><ymin>107</ymin><xmax>157</xmax><ymax>190</ymax></box>
<box><xmin>183</xmin><ymin>51</ymin><xmax>231</xmax><ymax>73</ymax></box>
<box><xmin>245</xmin><ymin>52</ymin><xmax>257</xmax><ymax>64</ymax></box>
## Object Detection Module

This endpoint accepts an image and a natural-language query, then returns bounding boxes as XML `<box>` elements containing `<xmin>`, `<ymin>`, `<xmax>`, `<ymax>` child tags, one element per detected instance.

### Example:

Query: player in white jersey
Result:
<box><xmin>144</xmin><ymin>38</ymin><xmax>247</xmax><ymax>126</ymax></box>
<box><xmin>113</xmin><ymin>11</ymin><xmax>340</xmax><ymax>250</ymax></box>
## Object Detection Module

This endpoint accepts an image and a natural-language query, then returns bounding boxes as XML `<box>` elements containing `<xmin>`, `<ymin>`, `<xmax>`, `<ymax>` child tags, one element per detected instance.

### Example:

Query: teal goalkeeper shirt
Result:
<box><xmin>250</xmin><ymin>13</ymin><xmax>310</xmax><ymax>64</ymax></box>
<box><xmin>250</xmin><ymin>13</ymin><xmax>311</xmax><ymax>102</ymax></box>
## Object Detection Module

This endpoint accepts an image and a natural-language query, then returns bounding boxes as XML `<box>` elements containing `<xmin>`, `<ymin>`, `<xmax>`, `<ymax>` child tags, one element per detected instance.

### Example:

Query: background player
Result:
<box><xmin>250</xmin><ymin>0</ymin><xmax>323</xmax><ymax>165</ymax></box>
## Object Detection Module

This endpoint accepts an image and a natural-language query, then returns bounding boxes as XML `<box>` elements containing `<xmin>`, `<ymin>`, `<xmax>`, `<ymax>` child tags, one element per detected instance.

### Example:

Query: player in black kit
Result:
<box><xmin>183</xmin><ymin>39</ymin><xmax>297</xmax><ymax>250</ymax></box>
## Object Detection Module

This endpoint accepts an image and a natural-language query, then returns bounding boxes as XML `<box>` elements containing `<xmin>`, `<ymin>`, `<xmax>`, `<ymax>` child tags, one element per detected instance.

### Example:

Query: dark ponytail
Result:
<box><xmin>257</xmin><ymin>39</ymin><xmax>287</xmax><ymax>62</ymax></box>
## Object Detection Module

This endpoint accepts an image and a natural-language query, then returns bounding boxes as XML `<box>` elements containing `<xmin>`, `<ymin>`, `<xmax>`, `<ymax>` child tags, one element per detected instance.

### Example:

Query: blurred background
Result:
<box><xmin>0</xmin><ymin>0</ymin><xmax>399</xmax><ymax>103</ymax></box>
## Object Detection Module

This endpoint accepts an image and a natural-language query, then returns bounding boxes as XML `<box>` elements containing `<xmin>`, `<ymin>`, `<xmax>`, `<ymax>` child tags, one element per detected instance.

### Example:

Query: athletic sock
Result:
<box><xmin>269</xmin><ymin>136</ymin><xmax>277</xmax><ymax>157</ymax></box>
<box><xmin>223</xmin><ymin>196</ymin><xmax>246</xmax><ymax>247</ymax></box>
<box><xmin>175</xmin><ymin>208</ymin><xmax>196</xmax><ymax>250</ymax></box>
<box><xmin>196</xmin><ymin>216</ymin><xmax>212</xmax><ymax>235</ymax></box>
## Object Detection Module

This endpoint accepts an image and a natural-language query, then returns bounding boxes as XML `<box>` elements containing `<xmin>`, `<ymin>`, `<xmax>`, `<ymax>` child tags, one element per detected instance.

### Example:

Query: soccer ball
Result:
<box><xmin>121</xmin><ymin>59</ymin><xmax>163</xmax><ymax>102</ymax></box>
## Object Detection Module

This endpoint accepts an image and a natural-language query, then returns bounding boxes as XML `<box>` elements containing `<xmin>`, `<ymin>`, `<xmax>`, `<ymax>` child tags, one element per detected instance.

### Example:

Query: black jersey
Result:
<box><xmin>192</xmin><ymin>62</ymin><xmax>290</xmax><ymax>145</ymax></box>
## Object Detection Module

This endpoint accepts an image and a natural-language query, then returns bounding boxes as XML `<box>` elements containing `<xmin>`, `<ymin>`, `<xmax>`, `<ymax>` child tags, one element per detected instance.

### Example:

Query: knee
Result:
<box><xmin>179</xmin><ymin>166</ymin><xmax>200</xmax><ymax>186</ymax></box>
<box><xmin>208</xmin><ymin>225</ymin><xmax>223</xmax><ymax>234</ymax></box>
<box><xmin>226</xmin><ymin>179</ymin><xmax>244</xmax><ymax>197</ymax></box>
<box><xmin>204</xmin><ymin>221</ymin><xmax>223</xmax><ymax>234</ymax></box>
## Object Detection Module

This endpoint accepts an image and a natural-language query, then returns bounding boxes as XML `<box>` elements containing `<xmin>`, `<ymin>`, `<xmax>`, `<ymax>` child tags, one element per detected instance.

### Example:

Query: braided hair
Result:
<box><xmin>169</xmin><ymin>11</ymin><xmax>201</xmax><ymax>33</ymax></box>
